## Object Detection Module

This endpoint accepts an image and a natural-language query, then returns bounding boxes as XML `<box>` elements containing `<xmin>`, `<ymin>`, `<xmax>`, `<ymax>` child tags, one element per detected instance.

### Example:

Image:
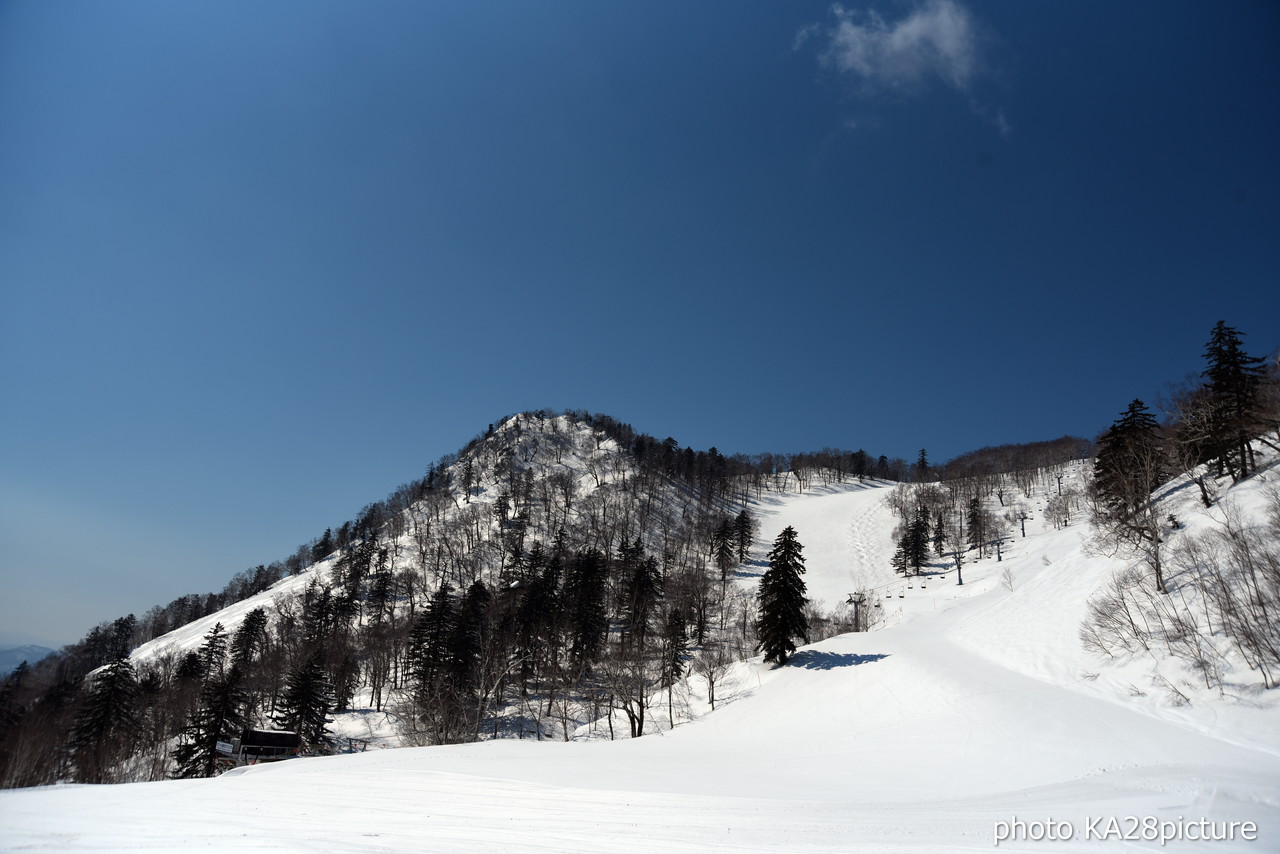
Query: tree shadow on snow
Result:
<box><xmin>787</xmin><ymin>651</ymin><xmax>889</xmax><ymax>671</ymax></box>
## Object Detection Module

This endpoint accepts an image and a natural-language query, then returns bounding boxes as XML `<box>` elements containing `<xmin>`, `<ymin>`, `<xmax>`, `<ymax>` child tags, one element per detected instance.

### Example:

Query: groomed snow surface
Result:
<box><xmin>4</xmin><ymin>470</ymin><xmax>1279</xmax><ymax>852</ymax></box>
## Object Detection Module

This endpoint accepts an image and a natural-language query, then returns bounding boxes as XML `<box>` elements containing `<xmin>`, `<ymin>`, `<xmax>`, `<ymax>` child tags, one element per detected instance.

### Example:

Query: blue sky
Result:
<box><xmin>2</xmin><ymin>0</ymin><xmax>1277</xmax><ymax>647</ymax></box>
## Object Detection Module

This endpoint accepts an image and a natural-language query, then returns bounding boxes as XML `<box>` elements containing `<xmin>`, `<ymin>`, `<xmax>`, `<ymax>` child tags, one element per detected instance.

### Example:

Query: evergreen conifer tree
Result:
<box><xmin>196</xmin><ymin>622</ymin><xmax>228</xmax><ymax>681</ymax></box>
<box><xmin>906</xmin><ymin>507</ymin><xmax>930</xmax><ymax>574</ymax></box>
<box><xmin>712</xmin><ymin>520</ymin><xmax>736</xmax><ymax>584</ymax></box>
<box><xmin>890</xmin><ymin>542</ymin><xmax>908</xmax><ymax>575</ymax></box>
<box><xmin>659</xmin><ymin>609</ymin><xmax>689</xmax><ymax>726</ymax></box>
<box><xmin>891</xmin><ymin>508</ymin><xmax>930</xmax><ymax>576</ymax></box>
<box><xmin>175</xmin><ymin>651</ymin><xmax>204</xmax><ymax>682</ymax></box>
<box><xmin>229</xmin><ymin>609</ymin><xmax>268</xmax><ymax>669</ymax></box>
<box><xmin>515</xmin><ymin>547</ymin><xmax>561</xmax><ymax>693</ymax></box>
<box><xmin>300</xmin><ymin>582</ymin><xmax>334</xmax><ymax>652</ymax></box>
<box><xmin>367</xmin><ymin>564</ymin><xmax>394</xmax><ymax>624</ymax></box>
<box><xmin>109</xmin><ymin>615</ymin><xmax>137</xmax><ymax>660</ymax></box>
<box><xmin>733</xmin><ymin>510</ymin><xmax>756</xmax><ymax>563</ymax></box>
<box><xmin>69</xmin><ymin>655</ymin><xmax>140</xmax><ymax>783</ymax></box>
<box><xmin>566</xmin><ymin>549</ymin><xmax>607</xmax><ymax>666</ymax></box>
<box><xmin>913</xmin><ymin>448</ymin><xmax>929</xmax><ymax>482</ymax></box>
<box><xmin>272</xmin><ymin>653</ymin><xmax>333</xmax><ymax>748</ymax></box>
<box><xmin>449</xmin><ymin>581</ymin><xmax>491</xmax><ymax>696</ymax></box>
<box><xmin>755</xmin><ymin>526</ymin><xmax>809</xmax><ymax>666</ymax></box>
<box><xmin>933</xmin><ymin>513</ymin><xmax>947</xmax><ymax>557</ymax></box>
<box><xmin>1092</xmin><ymin>398</ymin><xmax>1170</xmax><ymax>592</ymax></box>
<box><xmin>967</xmin><ymin>497</ymin><xmax>989</xmax><ymax>558</ymax></box>
<box><xmin>408</xmin><ymin>584</ymin><xmax>457</xmax><ymax>693</ymax></box>
<box><xmin>1201</xmin><ymin>321</ymin><xmax>1268</xmax><ymax>480</ymax></box>
<box><xmin>172</xmin><ymin>665</ymin><xmax>245</xmax><ymax>779</ymax></box>
<box><xmin>1094</xmin><ymin>400</ymin><xmax>1166</xmax><ymax>514</ymax></box>
<box><xmin>620</xmin><ymin>540</ymin><xmax>662</xmax><ymax>655</ymax></box>
<box><xmin>312</xmin><ymin>528</ymin><xmax>335</xmax><ymax>564</ymax></box>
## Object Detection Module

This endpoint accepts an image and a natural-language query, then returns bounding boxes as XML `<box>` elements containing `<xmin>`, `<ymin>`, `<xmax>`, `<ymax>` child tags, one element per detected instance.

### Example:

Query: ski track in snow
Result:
<box><xmin>4</xmin><ymin>472</ymin><xmax>1280</xmax><ymax>852</ymax></box>
<box><xmin>750</xmin><ymin>479</ymin><xmax>897</xmax><ymax>611</ymax></box>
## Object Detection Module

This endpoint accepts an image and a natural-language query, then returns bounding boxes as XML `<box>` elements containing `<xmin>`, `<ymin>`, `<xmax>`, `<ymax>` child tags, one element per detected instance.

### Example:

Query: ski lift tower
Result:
<box><xmin>845</xmin><ymin>592</ymin><xmax>867</xmax><ymax>632</ymax></box>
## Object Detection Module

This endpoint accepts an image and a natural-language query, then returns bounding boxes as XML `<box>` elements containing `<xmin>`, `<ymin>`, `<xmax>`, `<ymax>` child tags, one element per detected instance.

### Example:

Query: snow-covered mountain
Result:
<box><xmin>0</xmin><ymin>646</ymin><xmax>53</xmax><ymax>676</ymax></box>
<box><xmin>125</xmin><ymin>411</ymin><xmax>732</xmax><ymax>667</ymax></box>
<box><xmin>4</xmin><ymin>427</ymin><xmax>1278</xmax><ymax>851</ymax></box>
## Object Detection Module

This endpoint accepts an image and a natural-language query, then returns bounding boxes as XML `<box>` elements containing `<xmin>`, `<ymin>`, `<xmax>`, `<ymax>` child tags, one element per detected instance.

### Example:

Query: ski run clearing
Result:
<box><xmin>4</xmin><ymin>462</ymin><xmax>1280</xmax><ymax>852</ymax></box>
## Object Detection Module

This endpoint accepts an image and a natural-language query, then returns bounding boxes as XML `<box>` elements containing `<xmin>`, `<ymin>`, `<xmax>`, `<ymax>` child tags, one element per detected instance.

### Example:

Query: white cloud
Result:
<box><xmin>994</xmin><ymin>110</ymin><xmax>1012</xmax><ymax>137</ymax></box>
<box><xmin>812</xmin><ymin>0</ymin><xmax>981</xmax><ymax>96</ymax></box>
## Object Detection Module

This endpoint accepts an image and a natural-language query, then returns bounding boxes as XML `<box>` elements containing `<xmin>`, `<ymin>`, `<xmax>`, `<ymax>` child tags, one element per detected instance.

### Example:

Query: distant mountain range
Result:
<box><xmin>0</xmin><ymin>645</ymin><xmax>54</xmax><ymax>675</ymax></box>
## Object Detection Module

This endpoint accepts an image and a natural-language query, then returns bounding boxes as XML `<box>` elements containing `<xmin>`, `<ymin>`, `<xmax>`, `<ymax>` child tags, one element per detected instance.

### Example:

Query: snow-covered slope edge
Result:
<box><xmin>946</xmin><ymin>444</ymin><xmax>1280</xmax><ymax>758</ymax></box>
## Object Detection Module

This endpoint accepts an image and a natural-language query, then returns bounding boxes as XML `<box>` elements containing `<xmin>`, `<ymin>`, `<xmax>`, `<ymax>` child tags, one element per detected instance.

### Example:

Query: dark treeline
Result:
<box><xmin>579</xmin><ymin>410</ymin><xmax>896</xmax><ymax>494</ymax></box>
<box><xmin>0</xmin><ymin>410</ymin><xmax>892</xmax><ymax>787</ymax></box>
<box><xmin>939</xmin><ymin>435</ymin><xmax>1095</xmax><ymax>487</ymax></box>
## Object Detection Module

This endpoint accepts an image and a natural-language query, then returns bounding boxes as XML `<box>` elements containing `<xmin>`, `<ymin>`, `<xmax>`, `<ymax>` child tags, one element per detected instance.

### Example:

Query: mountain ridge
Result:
<box><xmin>0</xmin><ymin>646</ymin><xmax>53</xmax><ymax>676</ymax></box>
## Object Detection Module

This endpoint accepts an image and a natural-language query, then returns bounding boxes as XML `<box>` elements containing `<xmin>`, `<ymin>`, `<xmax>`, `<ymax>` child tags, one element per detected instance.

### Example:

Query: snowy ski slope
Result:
<box><xmin>3</xmin><ymin>467</ymin><xmax>1279</xmax><ymax>852</ymax></box>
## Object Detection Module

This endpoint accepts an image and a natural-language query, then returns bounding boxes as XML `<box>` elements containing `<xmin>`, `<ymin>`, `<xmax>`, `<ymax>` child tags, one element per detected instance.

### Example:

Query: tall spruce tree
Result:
<box><xmin>175</xmin><ymin>651</ymin><xmax>204</xmax><ymax>682</ymax></box>
<box><xmin>566</xmin><ymin>548</ymin><xmax>607</xmax><ymax>667</ymax></box>
<box><xmin>1095</xmin><ymin>400</ymin><xmax>1166</xmax><ymax>512</ymax></box>
<box><xmin>229</xmin><ymin>609</ymin><xmax>268</xmax><ymax>669</ymax></box>
<box><xmin>172</xmin><ymin>665</ymin><xmax>246</xmax><ymax>779</ymax></box>
<box><xmin>732</xmin><ymin>509</ymin><xmax>756</xmax><ymax>563</ymax></box>
<box><xmin>196</xmin><ymin>622</ymin><xmax>228</xmax><ymax>681</ymax></box>
<box><xmin>109</xmin><ymin>615</ymin><xmax>137</xmax><ymax>660</ymax></box>
<box><xmin>711</xmin><ymin>520</ymin><xmax>736</xmax><ymax>585</ymax></box>
<box><xmin>621</xmin><ymin>545</ymin><xmax>662</xmax><ymax>656</ymax></box>
<box><xmin>889</xmin><ymin>541</ymin><xmax>908</xmax><ymax>575</ymax></box>
<box><xmin>660</xmin><ymin>609</ymin><xmax>689</xmax><ymax>726</ymax></box>
<box><xmin>300</xmin><ymin>582</ymin><xmax>335</xmax><ymax>652</ymax></box>
<box><xmin>1201</xmin><ymin>321</ymin><xmax>1267</xmax><ymax>481</ymax></box>
<box><xmin>755</xmin><ymin>526</ymin><xmax>809</xmax><ymax>666</ymax></box>
<box><xmin>273</xmin><ymin>653</ymin><xmax>334</xmax><ymax>748</ymax></box>
<box><xmin>966</xmin><ymin>497</ymin><xmax>990</xmax><ymax>559</ymax></box>
<box><xmin>311</xmin><ymin>528</ymin><xmax>334</xmax><ymax>564</ymax></box>
<box><xmin>448</xmin><ymin>580</ymin><xmax>491</xmax><ymax>697</ymax></box>
<box><xmin>408</xmin><ymin>584</ymin><xmax>457</xmax><ymax>696</ymax></box>
<box><xmin>69</xmin><ymin>655</ymin><xmax>140</xmax><ymax>783</ymax></box>
<box><xmin>1092</xmin><ymin>399</ymin><xmax>1170</xmax><ymax>592</ymax></box>
<box><xmin>891</xmin><ymin>512</ymin><xmax>929</xmax><ymax>576</ymax></box>
<box><xmin>516</xmin><ymin>547</ymin><xmax>561</xmax><ymax>693</ymax></box>
<box><xmin>904</xmin><ymin>507</ymin><xmax>931</xmax><ymax>575</ymax></box>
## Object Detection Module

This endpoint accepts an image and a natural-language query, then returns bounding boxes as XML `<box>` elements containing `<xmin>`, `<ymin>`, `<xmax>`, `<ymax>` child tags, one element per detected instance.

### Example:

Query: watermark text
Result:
<box><xmin>993</xmin><ymin>816</ymin><xmax>1258</xmax><ymax>846</ymax></box>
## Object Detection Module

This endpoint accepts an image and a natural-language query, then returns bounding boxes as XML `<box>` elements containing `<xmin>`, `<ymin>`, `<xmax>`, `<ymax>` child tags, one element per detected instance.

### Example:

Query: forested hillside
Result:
<box><xmin>0</xmin><ymin>411</ymin><xmax>923</xmax><ymax>786</ymax></box>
